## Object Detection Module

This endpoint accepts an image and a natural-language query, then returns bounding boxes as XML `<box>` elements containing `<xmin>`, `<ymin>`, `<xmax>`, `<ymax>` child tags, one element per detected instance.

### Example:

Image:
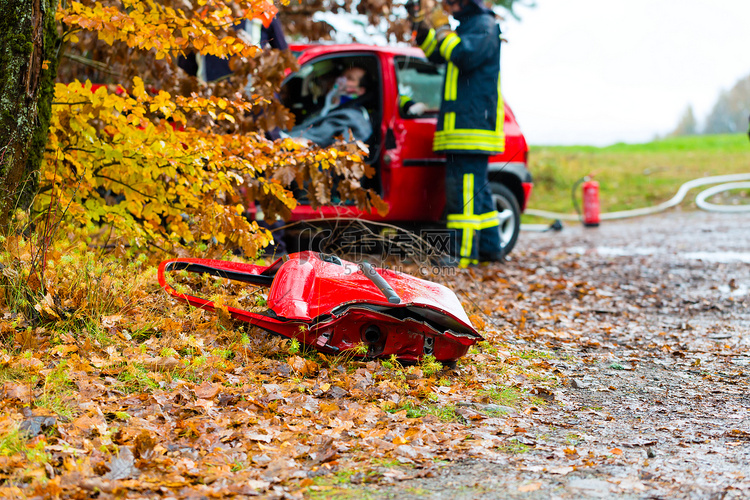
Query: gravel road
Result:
<box><xmin>360</xmin><ymin>210</ymin><xmax>750</xmax><ymax>500</ymax></box>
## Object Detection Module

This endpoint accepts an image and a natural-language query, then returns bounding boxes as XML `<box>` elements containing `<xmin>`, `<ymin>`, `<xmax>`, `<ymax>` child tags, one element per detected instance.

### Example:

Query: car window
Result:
<box><xmin>280</xmin><ymin>59</ymin><xmax>339</xmax><ymax>125</ymax></box>
<box><xmin>395</xmin><ymin>56</ymin><xmax>443</xmax><ymax>115</ymax></box>
<box><xmin>280</xmin><ymin>55</ymin><xmax>379</xmax><ymax>127</ymax></box>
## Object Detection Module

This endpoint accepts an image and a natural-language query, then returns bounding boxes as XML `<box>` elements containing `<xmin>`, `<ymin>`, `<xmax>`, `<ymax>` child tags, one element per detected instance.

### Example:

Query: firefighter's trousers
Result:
<box><xmin>444</xmin><ymin>154</ymin><xmax>502</xmax><ymax>267</ymax></box>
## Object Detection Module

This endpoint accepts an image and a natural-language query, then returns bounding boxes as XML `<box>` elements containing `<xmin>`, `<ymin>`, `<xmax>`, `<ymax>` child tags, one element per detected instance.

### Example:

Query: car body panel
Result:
<box><xmin>158</xmin><ymin>252</ymin><xmax>482</xmax><ymax>362</ymax></box>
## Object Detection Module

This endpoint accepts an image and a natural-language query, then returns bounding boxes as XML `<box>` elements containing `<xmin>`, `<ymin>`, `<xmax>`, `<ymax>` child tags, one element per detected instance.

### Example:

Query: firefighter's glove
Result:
<box><xmin>431</xmin><ymin>9</ymin><xmax>452</xmax><ymax>42</ymax></box>
<box><xmin>405</xmin><ymin>1</ymin><xmax>425</xmax><ymax>23</ymax></box>
<box><xmin>429</xmin><ymin>8</ymin><xmax>450</xmax><ymax>29</ymax></box>
<box><xmin>407</xmin><ymin>102</ymin><xmax>427</xmax><ymax>116</ymax></box>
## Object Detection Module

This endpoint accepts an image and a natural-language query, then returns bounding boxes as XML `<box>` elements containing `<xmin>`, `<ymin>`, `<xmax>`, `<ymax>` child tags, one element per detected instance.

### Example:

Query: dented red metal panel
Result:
<box><xmin>158</xmin><ymin>251</ymin><xmax>481</xmax><ymax>363</ymax></box>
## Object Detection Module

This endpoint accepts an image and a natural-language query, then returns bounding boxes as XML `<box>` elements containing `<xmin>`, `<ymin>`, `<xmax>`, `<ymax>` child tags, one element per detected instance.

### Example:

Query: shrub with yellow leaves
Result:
<box><xmin>41</xmin><ymin>0</ymin><xmax>384</xmax><ymax>256</ymax></box>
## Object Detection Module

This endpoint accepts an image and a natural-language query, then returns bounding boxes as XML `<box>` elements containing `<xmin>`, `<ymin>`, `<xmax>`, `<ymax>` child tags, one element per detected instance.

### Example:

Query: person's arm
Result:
<box><xmin>177</xmin><ymin>53</ymin><xmax>198</xmax><ymax>77</ymax></box>
<box><xmin>418</xmin><ymin>15</ymin><xmax>499</xmax><ymax>72</ymax></box>
<box><xmin>399</xmin><ymin>95</ymin><xmax>427</xmax><ymax>116</ymax></box>
<box><xmin>291</xmin><ymin>108</ymin><xmax>372</xmax><ymax>147</ymax></box>
<box><xmin>263</xmin><ymin>17</ymin><xmax>288</xmax><ymax>50</ymax></box>
<box><xmin>410</xmin><ymin>4</ymin><xmax>452</xmax><ymax>65</ymax></box>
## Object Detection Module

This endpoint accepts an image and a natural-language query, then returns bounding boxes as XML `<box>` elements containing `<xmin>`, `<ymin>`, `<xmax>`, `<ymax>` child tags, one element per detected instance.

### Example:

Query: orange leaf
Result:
<box><xmin>194</xmin><ymin>381</ymin><xmax>220</xmax><ymax>400</ymax></box>
<box><xmin>392</xmin><ymin>436</ymin><xmax>408</xmax><ymax>445</ymax></box>
<box><xmin>518</xmin><ymin>482</ymin><xmax>541</xmax><ymax>492</ymax></box>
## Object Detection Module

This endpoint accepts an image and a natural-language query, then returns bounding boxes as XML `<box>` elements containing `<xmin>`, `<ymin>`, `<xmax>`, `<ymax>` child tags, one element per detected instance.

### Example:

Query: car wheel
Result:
<box><xmin>489</xmin><ymin>182</ymin><xmax>521</xmax><ymax>256</ymax></box>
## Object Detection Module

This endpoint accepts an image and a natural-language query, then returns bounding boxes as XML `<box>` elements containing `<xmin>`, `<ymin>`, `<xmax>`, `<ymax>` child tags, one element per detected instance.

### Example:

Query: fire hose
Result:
<box><xmin>522</xmin><ymin>173</ymin><xmax>750</xmax><ymax>230</ymax></box>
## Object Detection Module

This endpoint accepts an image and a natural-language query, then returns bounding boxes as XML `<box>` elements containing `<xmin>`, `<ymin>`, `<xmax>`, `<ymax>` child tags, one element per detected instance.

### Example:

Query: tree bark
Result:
<box><xmin>0</xmin><ymin>0</ymin><xmax>60</xmax><ymax>233</ymax></box>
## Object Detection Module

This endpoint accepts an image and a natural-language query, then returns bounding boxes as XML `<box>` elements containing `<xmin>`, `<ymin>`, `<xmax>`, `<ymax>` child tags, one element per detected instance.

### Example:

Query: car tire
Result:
<box><xmin>489</xmin><ymin>182</ymin><xmax>521</xmax><ymax>257</ymax></box>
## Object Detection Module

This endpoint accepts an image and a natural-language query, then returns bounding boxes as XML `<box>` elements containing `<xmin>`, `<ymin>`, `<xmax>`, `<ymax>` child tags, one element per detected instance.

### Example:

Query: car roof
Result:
<box><xmin>289</xmin><ymin>43</ymin><xmax>426</xmax><ymax>62</ymax></box>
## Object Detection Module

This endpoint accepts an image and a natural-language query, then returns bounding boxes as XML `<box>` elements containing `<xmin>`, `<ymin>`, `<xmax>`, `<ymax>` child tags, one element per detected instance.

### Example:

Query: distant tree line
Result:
<box><xmin>670</xmin><ymin>72</ymin><xmax>750</xmax><ymax>136</ymax></box>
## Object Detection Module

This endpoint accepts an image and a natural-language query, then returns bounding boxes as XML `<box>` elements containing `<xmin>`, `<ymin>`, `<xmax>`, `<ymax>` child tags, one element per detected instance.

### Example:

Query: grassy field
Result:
<box><xmin>524</xmin><ymin>133</ymin><xmax>750</xmax><ymax>222</ymax></box>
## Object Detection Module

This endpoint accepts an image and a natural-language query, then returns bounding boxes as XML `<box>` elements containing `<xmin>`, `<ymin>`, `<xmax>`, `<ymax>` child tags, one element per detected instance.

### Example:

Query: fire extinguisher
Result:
<box><xmin>573</xmin><ymin>175</ymin><xmax>600</xmax><ymax>227</ymax></box>
<box><xmin>581</xmin><ymin>177</ymin><xmax>600</xmax><ymax>226</ymax></box>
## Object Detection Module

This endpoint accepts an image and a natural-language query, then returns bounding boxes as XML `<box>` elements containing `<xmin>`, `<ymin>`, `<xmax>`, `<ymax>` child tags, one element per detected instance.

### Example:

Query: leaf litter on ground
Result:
<box><xmin>0</xmin><ymin>218</ymin><xmax>748</xmax><ymax>498</ymax></box>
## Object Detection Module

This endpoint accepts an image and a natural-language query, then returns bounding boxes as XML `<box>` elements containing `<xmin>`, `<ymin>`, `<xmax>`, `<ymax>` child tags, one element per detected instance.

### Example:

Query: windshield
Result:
<box><xmin>394</xmin><ymin>56</ymin><xmax>443</xmax><ymax>114</ymax></box>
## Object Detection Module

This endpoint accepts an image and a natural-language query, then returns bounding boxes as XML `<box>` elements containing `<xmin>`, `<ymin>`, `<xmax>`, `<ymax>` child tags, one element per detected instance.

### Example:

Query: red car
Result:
<box><xmin>281</xmin><ymin>43</ymin><xmax>532</xmax><ymax>257</ymax></box>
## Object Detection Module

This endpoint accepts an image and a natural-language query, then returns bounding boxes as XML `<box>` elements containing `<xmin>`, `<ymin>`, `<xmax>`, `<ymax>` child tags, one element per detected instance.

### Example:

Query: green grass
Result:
<box><xmin>0</xmin><ymin>426</ymin><xmax>52</xmax><ymax>469</ymax></box>
<box><xmin>387</xmin><ymin>401</ymin><xmax>462</xmax><ymax>422</ymax></box>
<box><xmin>478</xmin><ymin>386</ymin><xmax>523</xmax><ymax>407</ymax></box>
<box><xmin>306</xmin><ymin>469</ymin><xmax>375</xmax><ymax>500</ymax></box>
<box><xmin>499</xmin><ymin>439</ymin><xmax>531</xmax><ymax>454</ymax></box>
<box><xmin>525</xmin><ymin>133</ymin><xmax>750</xmax><ymax>220</ymax></box>
<box><xmin>117</xmin><ymin>363</ymin><xmax>159</xmax><ymax>393</ymax></box>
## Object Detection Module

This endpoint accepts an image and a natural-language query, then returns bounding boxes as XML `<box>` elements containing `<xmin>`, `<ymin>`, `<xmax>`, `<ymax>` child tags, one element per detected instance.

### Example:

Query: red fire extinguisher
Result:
<box><xmin>581</xmin><ymin>176</ymin><xmax>600</xmax><ymax>227</ymax></box>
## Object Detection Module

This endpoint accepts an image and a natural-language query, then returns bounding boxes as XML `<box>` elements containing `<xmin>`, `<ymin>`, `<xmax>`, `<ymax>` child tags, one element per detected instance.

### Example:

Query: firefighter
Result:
<box><xmin>407</xmin><ymin>0</ymin><xmax>505</xmax><ymax>267</ymax></box>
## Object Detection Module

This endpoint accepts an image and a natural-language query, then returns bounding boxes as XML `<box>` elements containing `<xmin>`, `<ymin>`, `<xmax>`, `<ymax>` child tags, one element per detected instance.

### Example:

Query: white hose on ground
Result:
<box><xmin>524</xmin><ymin>173</ymin><xmax>750</xmax><ymax>222</ymax></box>
<box><xmin>695</xmin><ymin>181</ymin><xmax>750</xmax><ymax>213</ymax></box>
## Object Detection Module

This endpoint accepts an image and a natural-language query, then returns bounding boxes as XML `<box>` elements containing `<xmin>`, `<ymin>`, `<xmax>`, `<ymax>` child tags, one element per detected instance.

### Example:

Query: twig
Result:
<box><xmin>96</xmin><ymin>174</ymin><xmax>160</xmax><ymax>201</ymax></box>
<box><xmin>62</xmin><ymin>53</ymin><xmax>123</xmax><ymax>77</ymax></box>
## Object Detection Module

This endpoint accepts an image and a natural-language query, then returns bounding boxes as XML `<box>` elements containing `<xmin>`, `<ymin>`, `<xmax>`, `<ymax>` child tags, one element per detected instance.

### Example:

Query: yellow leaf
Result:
<box><xmin>392</xmin><ymin>436</ymin><xmax>408</xmax><ymax>445</ymax></box>
<box><xmin>100</xmin><ymin>30</ymin><xmax>115</xmax><ymax>45</ymax></box>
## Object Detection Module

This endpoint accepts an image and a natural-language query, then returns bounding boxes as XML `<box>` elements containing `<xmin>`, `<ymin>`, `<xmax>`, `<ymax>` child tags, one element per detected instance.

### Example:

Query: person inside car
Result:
<box><xmin>284</xmin><ymin>65</ymin><xmax>373</xmax><ymax>147</ymax></box>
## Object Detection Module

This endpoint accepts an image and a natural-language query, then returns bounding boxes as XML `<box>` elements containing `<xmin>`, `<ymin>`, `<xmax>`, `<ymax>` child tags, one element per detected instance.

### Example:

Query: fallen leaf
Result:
<box><xmin>518</xmin><ymin>482</ymin><xmax>542</xmax><ymax>492</ymax></box>
<box><xmin>3</xmin><ymin>382</ymin><xmax>32</xmax><ymax>400</ymax></box>
<box><xmin>393</xmin><ymin>435</ymin><xmax>408</xmax><ymax>445</ymax></box>
<box><xmin>194</xmin><ymin>381</ymin><xmax>220</xmax><ymax>400</ymax></box>
<box><xmin>101</xmin><ymin>314</ymin><xmax>122</xmax><ymax>328</ymax></box>
<box><xmin>104</xmin><ymin>447</ymin><xmax>139</xmax><ymax>480</ymax></box>
<box><xmin>549</xmin><ymin>466</ymin><xmax>575</xmax><ymax>475</ymax></box>
<box><xmin>19</xmin><ymin>416</ymin><xmax>57</xmax><ymax>437</ymax></box>
<box><xmin>144</xmin><ymin>356</ymin><xmax>179</xmax><ymax>371</ymax></box>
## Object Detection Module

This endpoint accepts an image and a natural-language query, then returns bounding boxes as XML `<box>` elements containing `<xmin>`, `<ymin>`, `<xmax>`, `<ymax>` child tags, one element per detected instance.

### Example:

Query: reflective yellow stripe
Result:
<box><xmin>439</xmin><ymin>33</ymin><xmax>460</xmax><ymax>61</ymax></box>
<box><xmin>446</xmin><ymin>174</ymin><xmax>476</xmax><ymax>260</ymax></box>
<box><xmin>439</xmin><ymin>129</ymin><xmax>505</xmax><ymax>138</ymax></box>
<box><xmin>443</xmin><ymin>64</ymin><xmax>451</xmax><ymax>100</ymax></box>
<box><xmin>463</xmin><ymin>173</ymin><xmax>474</xmax><ymax>215</ymax></box>
<box><xmin>399</xmin><ymin>95</ymin><xmax>410</xmax><ymax>107</ymax></box>
<box><xmin>434</xmin><ymin>139</ymin><xmax>506</xmax><ymax>152</ymax></box>
<box><xmin>447</xmin><ymin>212</ymin><xmax>498</xmax><ymax>229</ymax></box>
<box><xmin>447</xmin><ymin>215</ymin><xmax>481</xmax><ymax>225</ymax></box>
<box><xmin>444</xmin><ymin>63</ymin><xmax>458</xmax><ymax>101</ymax></box>
<box><xmin>447</xmin><ymin>217</ymin><xmax>475</xmax><ymax>260</ymax></box>
<box><xmin>420</xmin><ymin>29</ymin><xmax>437</xmax><ymax>57</ymax></box>
<box><xmin>459</xmin><ymin>257</ymin><xmax>478</xmax><ymax>268</ymax></box>
<box><xmin>496</xmin><ymin>72</ymin><xmax>505</xmax><ymax>136</ymax></box>
<box><xmin>461</xmin><ymin>226</ymin><xmax>473</xmax><ymax>258</ymax></box>
<box><xmin>477</xmin><ymin>210</ymin><xmax>500</xmax><ymax>229</ymax></box>
<box><xmin>449</xmin><ymin>63</ymin><xmax>458</xmax><ymax>100</ymax></box>
<box><xmin>435</xmin><ymin>135</ymin><xmax>506</xmax><ymax>148</ymax></box>
<box><xmin>443</xmin><ymin>112</ymin><xmax>456</xmax><ymax>132</ymax></box>
<box><xmin>434</xmin><ymin>130</ymin><xmax>506</xmax><ymax>152</ymax></box>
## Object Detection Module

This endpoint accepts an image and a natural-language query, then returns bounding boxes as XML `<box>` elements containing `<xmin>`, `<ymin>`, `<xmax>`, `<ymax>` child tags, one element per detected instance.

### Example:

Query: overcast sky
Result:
<box><xmin>499</xmin><ymin>0</ymin><xmax>750</xmax><ymax>146</ymax></box>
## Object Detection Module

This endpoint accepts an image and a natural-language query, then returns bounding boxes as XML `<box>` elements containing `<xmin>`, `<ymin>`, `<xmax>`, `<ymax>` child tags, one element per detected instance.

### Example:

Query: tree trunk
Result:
<box><xmin>0</xmin><ymin>0</ymin><xmax>60</xmax><ymax>233</ymax></box>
